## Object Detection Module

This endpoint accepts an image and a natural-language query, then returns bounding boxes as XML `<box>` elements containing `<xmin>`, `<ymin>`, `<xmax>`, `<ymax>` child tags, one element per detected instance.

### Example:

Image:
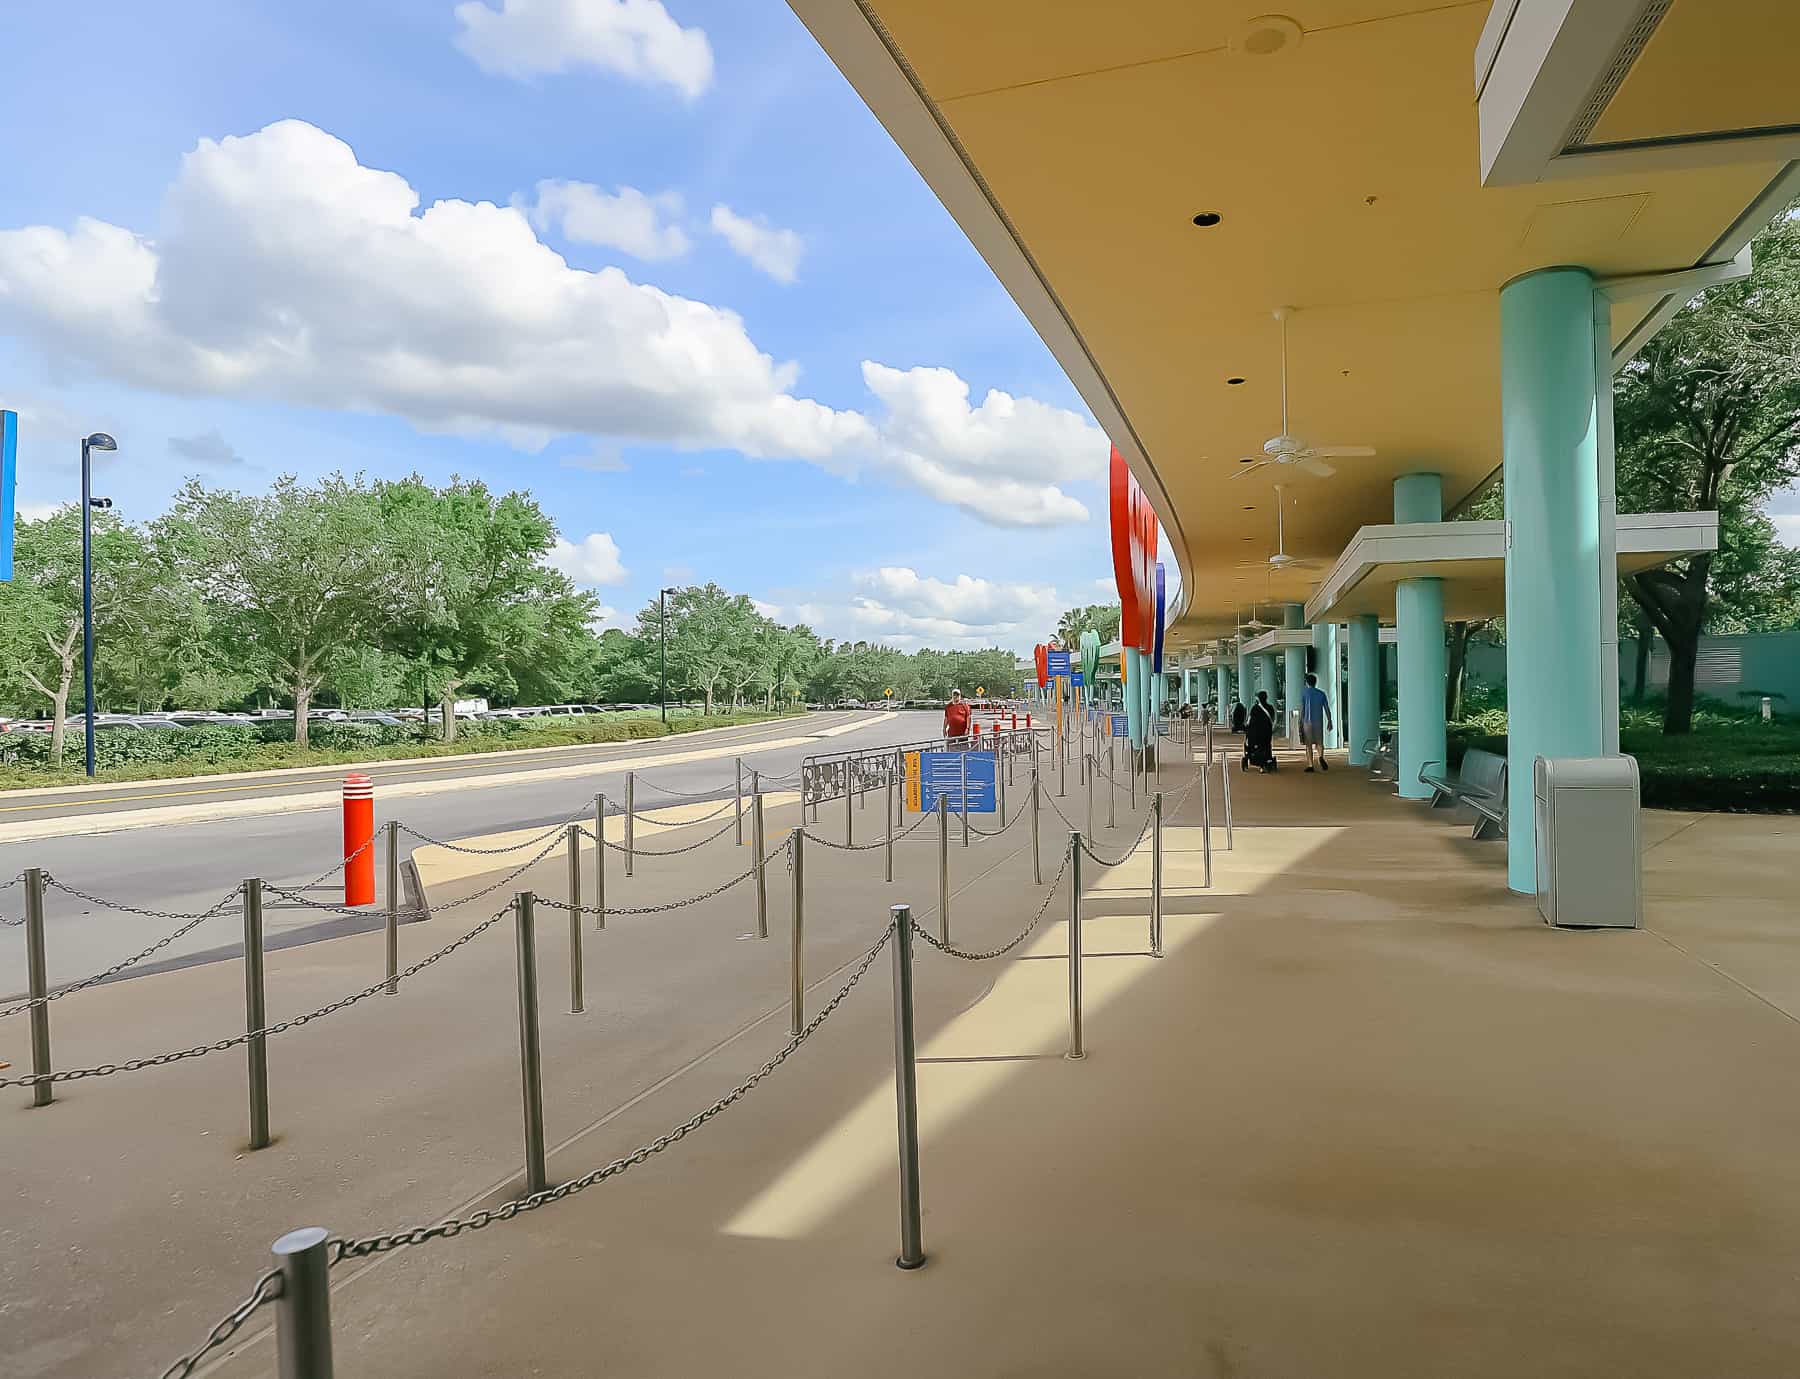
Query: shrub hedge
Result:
<box><xmin>1443</xmin><ymin>717</ymin><xmax>1800</xmax><ymax>814</ymax></box>
<box><xmin>0</xmin><ymin>709</ymin><xmax>798</xmax><ymax>785</ymax></box>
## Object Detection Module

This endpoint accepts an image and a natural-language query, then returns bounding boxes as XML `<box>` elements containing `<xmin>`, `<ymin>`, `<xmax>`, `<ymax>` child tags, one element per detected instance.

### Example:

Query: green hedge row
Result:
<box><xmin>1443</xmin><ymin>726</ymin><xmax>1800</xmax><ymax>813</ymax></box>
<box><xmin>0</xmin><ymin>712</ymin><xmax>756</xmax><ymax>772</ymax></box>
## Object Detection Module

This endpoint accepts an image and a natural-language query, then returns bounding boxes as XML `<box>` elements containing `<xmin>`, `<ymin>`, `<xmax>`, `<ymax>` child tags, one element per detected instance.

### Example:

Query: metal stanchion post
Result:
<box><xmin>789</xmin><ymin>832</ymin><xmax>805</xmax><ymax>1036</ymax></box>
<box><xmin>734</xmin><ymin>757</ymin><xmax>744</xmax><ymax>846</ymax></box>
<box><xmin>384</xmin><ymin>819</ymin><xmax>399</xmax><ymax>996</ymax></box>
<box><xmin>243</xmin><ymin>878</ymin><xmax>270</xmax><ymax>1150</ymax></box>
<box><xmin>1151</xmin><ymin>793</ymin><xmax>1164</xmax><ymax>958</ymax></box>
<box><xmin>1223</xmin><ymin>758</ymin><xmax>1235</xmax><ymax>850</ymax></box>
<box><xmin>22</xmin><ymin>868</ymin><xmax>52</xmax><ymax>1107</ymax></box>
<box><xmin>998</xmin><ymin>745</ymin><xmax>1008</xmax><ymax>826</ymax></box>
<box><xmin>1201</xmin><ymin>768</ymin><xmax>1213</xmax><ymax>888</ymax></box>
<box><xmin>937</xmin><ymin>795</ymin><xmax>950</xmax><ymax>942</ymax></box>
<box><xmin>885</xmin><ymin>764</ymin><xmax>895</xmax><ymax>884</ymax></box>
<box><xmin>1058</xmin><ymin>734</ymin><xmax>1067</xmax><ymax>798</ymax></box>
<box><xmin>890</xmin><ymin>903</ymin><xmax>925</xmax><ymax>1270</ymax></box>
<box><xmin>1086</xmin><ymin>748</ymin><xmax>1094</xmax><ymax>834</ymax></box>
<box><xmin>1030</xmin><ymin>765</ymin><xmax>1042</xmax><ymax>884</ymax></box>
<box><xmin>272</xmin><ymin>1227</ymin><xmax>334</xmax><ymax>1379</ymax></box>
<box><xmin>566</xmin><ymin>824</ymin><xmax>583</xmax><ymax>1014</ymax></box>
<box><xmin>593</xmin><ymin>793</ymin><xmax>607</xmax><ymax>931</ymax></box>
<box><xmin>513</xmin><ymin>892</ymin><xmax>548</xmax><ymax>1195</ymax></box>
<box><xmin>1067</xmin><ymin>835</ymin><xmax>1085</xmax><ymax>1060</ymax></box>
<box><xmin>960</xmin><ymin>752</ymin><xmax>970</xmax><ymax>849</ymax></box>
<box><xmin>625</xmin><ymin>771</ymin><xmax>636</xmax><ymax>877</ymax></box>
<box><xmin>845</xmin><ymin>765</ymin><xmax>854</xmax><ymax>847</ymax></box>
<box><xmin>753</xmin><ymin>790</ymin><xmax>769</xmax><ymax>939</ymax></box>
<box><xmin>1129</xmin><ymin>740</ymin><xmax>1138</xmax><ymax>807</ymax></box>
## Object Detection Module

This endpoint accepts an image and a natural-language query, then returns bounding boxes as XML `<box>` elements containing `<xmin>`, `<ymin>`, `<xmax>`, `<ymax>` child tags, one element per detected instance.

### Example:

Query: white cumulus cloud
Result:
<box><xmin>531</xmin><ymin>181</ymin><xmax>690</xmax><ymax>261</ymax></box>
<box><xmin>453</xmin><ymin>0</ymin><xmax>713</xmax><ymax>99</ymax></box>
<box><xmin>710</xmin><ymin>204</ymin><xmax>804</xmax><ymax>284</ymax></box>
<box><xmin>0</xmin><ymin>121</ymin><xmax>1101</xmax><ymax>530</ymax></box>
<box><xmin>787</xmin><ymin>568</ymin><xmax>1067</xmax><ymax>652</ymax></box>
<box><xmin>548</xmin><ymin>531</ymin><xmax>628</xmax><ymax>585</ymax></box>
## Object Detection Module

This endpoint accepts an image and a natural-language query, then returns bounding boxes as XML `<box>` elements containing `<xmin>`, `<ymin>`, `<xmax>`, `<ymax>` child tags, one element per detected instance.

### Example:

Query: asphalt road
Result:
<box><xmin>1</xmin><ymin>709</ymin><xmax>948</xmax><ymax>995</ymax></box>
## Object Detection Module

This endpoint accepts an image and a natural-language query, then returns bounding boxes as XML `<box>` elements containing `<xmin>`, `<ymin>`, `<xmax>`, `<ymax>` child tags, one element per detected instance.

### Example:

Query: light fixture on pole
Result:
<box><xmin>658</xmin><ymin>587</ymin><xmax>677</xmax><ymax>725</ymax></box>
<box><xmin>80</xmin><ymin>432</ymin><xmax>117</xmax><ymax>779</ymax></box>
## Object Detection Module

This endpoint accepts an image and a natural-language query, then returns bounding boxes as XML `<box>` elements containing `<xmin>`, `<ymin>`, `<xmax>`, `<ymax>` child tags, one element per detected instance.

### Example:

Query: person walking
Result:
<box><xmin>1299</xmin><ymin>672</ymin><xmax>1333</xmax><ymax>773</ymax></box>
<box><xmin>1243</xmin><ymin>691</ymin><xmax>1278</xmax><ymax>773</ymax></box>
<box><xmin>943</xmin><ymin>688</ymin><xmax>972</xmax><ymax>741</ymax></box>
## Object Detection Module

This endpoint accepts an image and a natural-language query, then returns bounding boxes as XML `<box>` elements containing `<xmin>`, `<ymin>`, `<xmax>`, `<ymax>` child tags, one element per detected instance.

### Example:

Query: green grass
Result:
<box><xmin>0</xmin><ymin>708</ymin><xmax>804</xmax><ymax>792</ymax></box>
<box><xmin>1440</xmin><ymin>701</ymin><xmax>1800</xmax><ymax>813</ymax></box>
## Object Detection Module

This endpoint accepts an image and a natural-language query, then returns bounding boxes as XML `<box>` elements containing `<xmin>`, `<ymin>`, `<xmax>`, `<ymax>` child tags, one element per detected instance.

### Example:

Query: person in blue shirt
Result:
<box><xmin>1299</xmin><ymin>672</ymin><xmax>1333</xmax><ymax>773</ymax></box>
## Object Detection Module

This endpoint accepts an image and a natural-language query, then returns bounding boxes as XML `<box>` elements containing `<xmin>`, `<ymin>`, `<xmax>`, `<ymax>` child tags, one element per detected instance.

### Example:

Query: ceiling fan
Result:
<box><xmin>1235</xmin><ymin>483</ymin><xmax>1323</xmax><ymax>571</ymax></box>
<box><xmin>1233</xmin><ymin>306</ymin><xmax>1377</xmax><ymax>480</ymax></box>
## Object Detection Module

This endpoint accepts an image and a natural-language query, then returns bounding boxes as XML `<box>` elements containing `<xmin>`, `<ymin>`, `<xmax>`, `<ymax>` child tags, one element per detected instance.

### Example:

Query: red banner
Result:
<box><xmin>1109</xmin><ymin>447</ymin><xmax>1157</xmax><ymax>653</ymax></box>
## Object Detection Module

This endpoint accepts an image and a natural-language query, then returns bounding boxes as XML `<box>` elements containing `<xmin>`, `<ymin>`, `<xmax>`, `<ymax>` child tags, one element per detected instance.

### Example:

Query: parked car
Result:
<box><xmin>347</xmin><ymin>711</ymin><xmax>405</xmax><ymax>726</ymax></box>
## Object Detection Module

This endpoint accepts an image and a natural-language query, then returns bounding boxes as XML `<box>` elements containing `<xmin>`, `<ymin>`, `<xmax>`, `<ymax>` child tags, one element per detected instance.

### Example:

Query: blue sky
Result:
<box><xmin>0</xmin><ymin>0</ymin><xmax>1124</xmax><ymax>650</ymax></box>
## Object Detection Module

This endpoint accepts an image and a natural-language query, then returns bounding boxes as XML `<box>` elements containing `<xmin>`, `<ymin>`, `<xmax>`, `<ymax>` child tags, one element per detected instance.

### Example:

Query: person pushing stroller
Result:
<box><xmin>1241</xmin><ymin>691</ymin><xmax>1278</xmax><ymax>773</ymax></box>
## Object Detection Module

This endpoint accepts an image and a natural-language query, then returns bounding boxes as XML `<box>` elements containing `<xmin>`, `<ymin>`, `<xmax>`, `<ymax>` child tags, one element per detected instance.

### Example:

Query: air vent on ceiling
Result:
<box><xmin>1562</xmin><ymin>0</ymin><xmax>1673</xmax><ymax>150</ymax></box>
<box><xmin>1232</xmin><ymin>15</ymin><xmax>1301</xmax><ymax>59</ymax></box>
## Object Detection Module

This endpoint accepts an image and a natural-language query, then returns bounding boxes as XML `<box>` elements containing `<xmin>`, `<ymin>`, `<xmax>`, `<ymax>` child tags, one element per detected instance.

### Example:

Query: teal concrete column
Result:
<box><xmin>1347</xmin><ymin>613</ymin><xmax>1379</xmax><ymax>765</ymax></box>
<box><xmin>1235</xmin><ymin>645</ymin><xmax>1251</xmax><ymax>711</ymax></box>
<box><xmin>1195</xmin><ymin>668</ymin><xmax>1210</xmax><ymax>708</ymax></box>
<box><xmin>1283</xmin><ymin>605</ymin><xmax>1306</xmax><ymax>744</ymax></box>
<box><xmin>1216</xmin><ymin>663</ymin><xmax>1231</xmax><ymax>720</ymax></box>
<box><xmin>1394</xmin><ymin>472</ymin><xmax>1446</xmax><ymax>800</ymax></box>
<box><xmin>1124</xmin><ymin>646</ymin><xmax>1145</xmax><ymax>749</ymax></box>
<box><xmin>1311</xmin><ymin>620</ymin><xmax>1342</xmax><ymax>750</ymax></box>
<box><xmin>1502</xmin><ymin>268</ymin><xmax>1605</xmax><ymax>894</ymax></box>
<box><xmin>1257</xmin><ymin>651</ymin><xmax>1279</xmax><ymax>713</ymax></box>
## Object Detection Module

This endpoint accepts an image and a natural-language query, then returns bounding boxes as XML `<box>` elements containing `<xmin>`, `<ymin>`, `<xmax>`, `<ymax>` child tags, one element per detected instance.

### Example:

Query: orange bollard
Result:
<box><xmin>343</xmin><ymin>774</ymin><xmax>375</xmax><ymax>906</ymax></box>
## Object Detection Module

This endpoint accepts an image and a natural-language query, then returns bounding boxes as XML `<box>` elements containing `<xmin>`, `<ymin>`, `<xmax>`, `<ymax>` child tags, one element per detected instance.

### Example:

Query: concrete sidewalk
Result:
<box><xmin>202</xmin><ymin>747</ymin><xmax>1800</xmax><ymax>1379</ymax></box>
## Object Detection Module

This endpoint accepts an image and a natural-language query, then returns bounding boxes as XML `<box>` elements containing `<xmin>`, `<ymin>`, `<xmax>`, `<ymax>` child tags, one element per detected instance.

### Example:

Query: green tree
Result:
<box><xmin>590</xmin><ymin>627</ymin><xmax>656</xmax><ymax>703</ymax></box>
<box><xmin>646</xmin><ymin>583</ymin><xmax>762</xmax><ymax>714</ymax></box>
<box><xmin>1615</xmin><ymin>207</ymin><xmax>1800</xmax><ymax>732</ymax></box>
<box><xmin>374</xmin><ymin>476</ymin><xmax>594</xmax><ymax>740</ymax></box>
<box><xmin>1055</xmin><ymin>603</ymin><xmax>1120</xmax><ymax>648</ymax></box>
<box><xmin>0</xmin><ymin>508</ymin><xmax>164</xmax><ymax>763</ymax></box>
<box><xmin>157</xmin><ymin>475</ymin><xmax>390</xmax><ymax>749</ymax></box>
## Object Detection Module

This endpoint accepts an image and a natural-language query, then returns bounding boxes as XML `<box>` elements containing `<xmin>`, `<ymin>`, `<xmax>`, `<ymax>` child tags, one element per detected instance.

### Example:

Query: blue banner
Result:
<box><xmin>919</xmin><ymin>749</ymin><xmax>997</xmax><ymax>813</ymax></box>
<box><xmin>0</xmin><ymin>410</ymin><xmax>15</xmax><ymax>582</ymax></box>
<box><xmin>1111</xmin><ymin>713</ymin><xmax>1129</xmax><ymax>738</ymax></box>
<box><xmin>1070</xmin><ymin>669</ymin><xmax>1084</xmax><ymax>688</ymax></box>
<box><xmin>1046</xmin><ymin>649</ymin><xmax>1072</xmax><ymax>678</ymax></box>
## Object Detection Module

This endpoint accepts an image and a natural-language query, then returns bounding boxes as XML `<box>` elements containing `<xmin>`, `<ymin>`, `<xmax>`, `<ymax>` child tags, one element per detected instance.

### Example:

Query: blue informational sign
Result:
<box><xmin>1152</xmin><ymin>562</ymin><xmax>1166</xmax><ymax>674</ymax></box>
<box><xmin>0</xmin><ymin>410</ymin><xmax>15</xmax><ymax>582</ymax></box>
<box><xmin>919</xmin><ymin>749</ymin><xmax>997</xmax><ymax>813</ymax></box>
<box><xmin>1070</xmin><ymin>670</ymin><xmax>1084</xmax><ymax>688</ymax></box>
<box><xmin>1111</xmin><ymin>714</ymin><xmax>1129</xmax><ymax>738</ymax></box>
<box><xmin>1046</xmin><ymin>649</ymin><xmax>1072</xmax><ymax>678</ymax></box>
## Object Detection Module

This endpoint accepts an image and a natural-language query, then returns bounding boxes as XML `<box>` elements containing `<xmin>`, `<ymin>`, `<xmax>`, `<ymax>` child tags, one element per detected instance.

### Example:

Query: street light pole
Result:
<box><xmin>79</xmin><ymin>433</ymin><xmax>117</xmax><ymax>779</ymax></box>
<box><xmin>658</xmin><ymin>586</ymin><xmax>677</xmax><ymax>726</ymax></box>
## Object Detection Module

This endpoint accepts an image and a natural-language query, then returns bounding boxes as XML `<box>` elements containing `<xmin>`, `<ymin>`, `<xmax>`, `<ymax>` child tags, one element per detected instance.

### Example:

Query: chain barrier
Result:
<box><xmin>796</xmin><ymin>807</ymin><xmax>937</xmax><ymax>853</ymax></box>
<box><xmin>155</xmin><ymin>1268</ymin><xmax>284</xmax><ymax>1379</ymax></box>
<box><xmin>38</xmin><ymin>875</ymin><xmax>245</xmax><ymax>924</ymax></box>
<box><xmin>329</xmin><ymin>925</ymin><xmax>893</xmax><ymax>1262</ymax></box>
<box><xmin>1</xmin><ymin>871</ymin><xmax>24</xmax><ymax>926</ymax></box>
<box><xmin>398</xmin><ymin>816</ymin><xmax>572</xmax><ymax>857</ymax></box>
<box><xmin>289</xmin><ymin>829</ymin><xmax>381</xmax><ymax>893</ymax></box>
<box><xmin>915</xmin><ymin>849</ymin><xmax>1072</xmax><ymax>961</ymax></box>
<box><xmin>0</xmin><ymin>884</ymin><xmax>244</xmax><ymax>1020</ymax></box>
<box><xmin>593</xmin><ymin>811</ymin><xmax>740</xmax><ymax>857</ymax></box>
<box><xmin>263</xmin><ymin>831</ymin><xmax>567</xmax><ymax>920</ymax></box>
<box><xmin>960</xmin><ymin>799</ymin><xmax>1028</xmax><ymax>840</ymax></box>
<box><xmin>0</xmin><ymin>902</ymin><xmax>512</xmax><ymax>1090</ymax></box>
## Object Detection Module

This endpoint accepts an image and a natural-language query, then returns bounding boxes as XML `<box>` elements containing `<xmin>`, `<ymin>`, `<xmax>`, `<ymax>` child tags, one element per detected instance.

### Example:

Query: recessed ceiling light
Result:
<box><xmin>1233</xmin><ymin>15</ymin><xmax>1302</xmax><ymax>58</ymax></box>
<box><xmin>1226</xmin><ymin>376</ymin><xmax>1246</xmax><ymax>385</ymax></box>
<box><xmin>1191</xmin><ymin>211</ymin><xmax>1222</xmax><ymax>228</ymax></box>
<box><xmin>1242</xmin><ymin>505</ymin><xmax>1256</xmax><ymax>511</ymax></box>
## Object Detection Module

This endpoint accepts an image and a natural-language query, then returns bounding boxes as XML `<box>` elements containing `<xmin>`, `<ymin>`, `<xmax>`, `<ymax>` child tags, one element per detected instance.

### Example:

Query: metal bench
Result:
<box><xmin>1364</xmin><ymin>732</ymin><xmax>1397</xmax><ymax>781</ymax></box>
<box><xmin>1418</xmin><ymin>748</ymin><xmax>1508</xmax><ymax>840</ymax></box>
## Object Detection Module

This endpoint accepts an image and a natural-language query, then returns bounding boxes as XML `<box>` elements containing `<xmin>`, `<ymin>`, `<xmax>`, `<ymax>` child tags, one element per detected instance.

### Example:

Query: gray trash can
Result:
<box><xmin>1533</xmin><ymin>756</ymin><xmax>1641</xmax><ymax>929</ymax></box>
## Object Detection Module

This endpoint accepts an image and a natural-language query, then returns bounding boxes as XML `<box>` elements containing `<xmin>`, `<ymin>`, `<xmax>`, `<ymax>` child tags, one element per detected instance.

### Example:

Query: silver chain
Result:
<box><xmin>156</xmin><ymin>1268</ymin><xmax>284</xmax><ymax>1379</ymax></box>
<box><xmin>0</xmin><ymin>885</ymin><xmax>243</xmax><ymax>1019</ymax></box>
<box><xmin>797</xmin><ymin>807</ymin><xmax>936</xmax><ymax>852</ymax></box>
<box><xmin>962</xmin><ymin>800</ymin><xmax>1028</xmax><ymax>840</ymax></box>
<box><xmin>291</xmin><ymin>829</ymin><xmax>381</xmax><ymax>891</ymax></box>
<box><xmin>39</xmin><ymin>875</ymin><xmax>245</xmax><ymax>924</ymax></box>
<box><xmin>595</xmin><ymin>811</ymin><xmax>740</xmax><ymax>857</ymax></box>
<box><xmin>0</xmin><ymin>903</ymin><xmax>511</xmax><ymax>1089</ymax></box>
<box><xmin>329</xmin><ymin>925</ymin><xmax>892</xmax><ymax>1262</ymax></box>
<box><xmin>914</xmin><ymin>849</ymin><xmax>1071</xmax><ymax>961</ymax></box>
<box><xmin>399</xmin><ymin>816</ymin><xmax>571</xmax><ymax>856</ymax></box>
<box><xmin>263</xmin><ymin>831</ymin><xmax>567</xmax><ymax>918</ymax></box>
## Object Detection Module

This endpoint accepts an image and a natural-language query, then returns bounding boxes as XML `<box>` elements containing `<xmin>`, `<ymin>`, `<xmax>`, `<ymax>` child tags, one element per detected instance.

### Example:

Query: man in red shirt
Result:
<box><xmin>943</xmin><ymin>689</ymin><xmax>972</xmax><ymax>740</ymax></box>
